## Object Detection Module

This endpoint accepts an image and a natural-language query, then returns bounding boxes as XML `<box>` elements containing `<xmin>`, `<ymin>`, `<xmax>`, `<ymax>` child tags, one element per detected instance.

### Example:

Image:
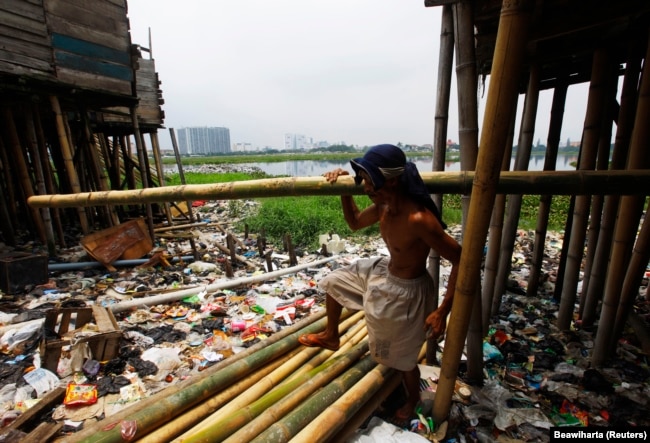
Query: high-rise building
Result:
<box><xmin>284</xmin><ymin>133</ymin><xmax>312</xmax><ymax>151</ymax></box>
<box><xmin>177</xmin><ymin>127</ymin><xmax>231</xmax><ymax>155</ymax></box>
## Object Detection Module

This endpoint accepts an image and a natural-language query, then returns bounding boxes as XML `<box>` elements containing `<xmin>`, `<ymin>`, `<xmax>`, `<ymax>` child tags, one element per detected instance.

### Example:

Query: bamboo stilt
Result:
<box><xmin>557</xmin><ymin>47</ymin><xmax>612</xmax><ymax>330</ymax></box>
<box><xmin>579</xmin><ymin>47</ymin><xmax>642</xmax><ymax>326</ymax></box>
<box><xmin>592</xmin><ymin>31</ymin><xmax>650</xmax><ymax>364</ymax></box>
<box><xmin>612</xmin><ymin>199</ymin><xmax>650</xmax><ymax>342</ymax></box>
<box><xmin>23</xmin><ymin>108</ymin><xmax>56</xmax><ymax>255</ymax></box>
<box><xmin>482</xmin><ymin>112</ymin><xmax>516</xmax><ymax>333</ymax></box>
<box><xmin>527</xmin><ymin>78</ymin><xmax>568</xmax><ymax>296</ymax></box>
<box><xmin>150</xmin><ymin>132</ymin><xmax>174</xmax><ymax>225</ymax></box>
<box><xmin>2</xmin><ymin>107</ymin><xmax>47</xmax><ymax>243</ymax></box>
<box><xmin>427</xmin><ymin>4</ymin><xmax>454</xmax><ymax>364</ymax></box>
<box><xmin>433</xmin><ymin>0</ymin><xmax>533</xmax><ymax>424</ymax></box>
<box><xmin>492</xmin><ymin>64</ymin><xmax>540</xmax><ymax>316</ymax></box>
<box><xmin>131</xmin><ymin>107</ymin><xmax>155</xmax><ymax>239</ymax></box>
<box><xmin>33</xmin><ymin>104</ymin><xmax>66</xmax><ymax>248</ymax></box>
<box><xmin>0</xmin><ymin>136</ymin><xmax>16</xmax><ymax>246</ymax></box>
<box><xmin>49</xmin><ymin>95</ymin><xmax>89</xmax><ymax>233</ymax></box>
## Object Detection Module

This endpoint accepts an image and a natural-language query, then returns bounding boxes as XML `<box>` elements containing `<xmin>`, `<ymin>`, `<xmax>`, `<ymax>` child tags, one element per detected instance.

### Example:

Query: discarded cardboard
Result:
<box><xmin>80</xmin><ymin>218</ymin><xmax>152</xmax><ymax>271</ymax></box>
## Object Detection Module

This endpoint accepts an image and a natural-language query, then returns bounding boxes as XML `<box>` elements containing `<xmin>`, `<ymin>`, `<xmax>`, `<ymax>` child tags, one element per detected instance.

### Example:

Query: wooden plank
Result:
<box><xmin>5</xmin><ymin>386</ymin><xmax>66</xmax><ymax>431</ymax></box>
<box><xmin>0</xmin><ymin>49</ymin><xmax>53</xmax><ymax>74</ymax></box>
<box><xmin>46</xmin><ymin>15</ymin><xmax>129</xmax><ymax>52</ymax></box>
<box><xmin>45</xmin><ymin>0</ymin><xmax>128</xmax><ymax>35</ymax></box>
<box><xmin>52</xmin><ymin>33</ymin><xmax>131</xmax><ymax>66</ymax></box>
<box><xmin>23</xmin><ymin>421</ymin><xmax>64</xmax><ymax>442</ymax></box>
<box><xmin>0</xmin><ymin>23</ymin><xmax>50</xmax><ymax>46</ymax></box>
<box><xmin>54</xmin><ymin>51</ymin><xmax>133</xmax><ymax>82</ymax></box>
<box><xmin>0</xmin><ymin>36</ymin><xmax>52</xmax><ymax>64</ymax></box>
<box><xmin>0</xmin><ymin>0</ymin><xmax>45</xmax><ymax>23</ymax></box>
<box><xmin>0</xmin><ymin>9</ymin><xmax>48</xmax><ymax>37</ymax></box>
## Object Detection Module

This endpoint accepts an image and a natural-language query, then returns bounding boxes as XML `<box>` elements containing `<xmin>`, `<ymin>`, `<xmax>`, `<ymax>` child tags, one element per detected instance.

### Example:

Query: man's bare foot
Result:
<box><xmin>391</xmin><ymin>401</ymin><xmax>418</xmax><ymax>427</ymax></box>
<box><xmin>298</xmin><ymin>332</ymin><xmax>340</xmax><ymax>351</ymax></box>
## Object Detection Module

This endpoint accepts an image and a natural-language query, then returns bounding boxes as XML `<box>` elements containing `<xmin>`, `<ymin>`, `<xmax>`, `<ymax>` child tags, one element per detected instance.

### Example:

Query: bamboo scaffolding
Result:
<box><xmin>557</xmin><ymin>47</ymin><xmax>612</xmax><ymax>330</ymax></box>
<box><xmin>2</xmin><ymin>107</ymin><xmax>47</xmax><ymax>243</ymax></box>
<box><xmin>432</xmin><ymin>0</ymin><xmax>533</xmax><ymax>424</ymax></box>
<box><xmin>482</xmin><ymin>115</ymin><xmax>516</xmax><ymax>334</ymax></box>
<box><xmin>49</xmin><ymin>95</ymin><xmax>89</xmax><ymax>234</ymax></box>
<box><xmin>592</xmin><ymin>31</ymin><xmax>650</xmax><ymax>364</ymax></box>
<box><xmin>26</xmin><ymin>170</ymin><xmax>650</xmax><ymax>209</ymax></box>
<box><xmin>426</xmin><ymin>4</ymin><xmax>454</xmax><ymax>366</ymax></box>
<box><xmin>578</xmin><ymin>45</ymin><xmax>642</xmax><ymax>326</ymax></box>
<box><xmin>578</xmin><ymin>59</ymin><xmax>618</xmax><ymax>318</ymax></box>
<box><xmin>492</xmin><ymin>64</ymin><xmax>539</xmax><ymax>315</ymax></box>
<box><xmin>527</xmin><ymin>78</ymin><xmax>567</xmax><ymax>296</ymax></box>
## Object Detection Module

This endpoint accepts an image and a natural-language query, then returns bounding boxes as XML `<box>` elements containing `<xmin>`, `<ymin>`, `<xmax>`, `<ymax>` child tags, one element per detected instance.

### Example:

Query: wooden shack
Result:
<box><xmin>0</xmin><ymin>0</ymin><xmax>166</xmax><ymax>254</ymax></box>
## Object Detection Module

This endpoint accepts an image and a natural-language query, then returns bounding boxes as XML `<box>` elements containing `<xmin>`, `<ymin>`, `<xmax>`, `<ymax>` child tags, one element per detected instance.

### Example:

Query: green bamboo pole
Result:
<box><xmin>138</xmin><ymin>347</ymin><xmax>303</xmax><ymax>443</ymax></box>
<box><xmin>251</xmin><ymin>355</ymin><xmax>379</xmax><ymax>443</ymax></box>
<box><xmin>527</xmin><ymin>78</ymin><xmax>568</xmax><ymax>296</ymax></box>
<box><xmin>26</xmin><ymin>170</ymin><xmax>650</xmax><ymax>209</ymax></box>
<box><xmin>183</xmin><ymin>341</ymin><xmax>369</xmax><ymax>443</ymax></box>
<box><xmin>433</xmin><ymin>0</ymin><xmax>533</xmax><ymax>424</ymax></box>
<box><xmin>70</xmin><ymin>312</ymin><xmax>333</xmax><ymax>443</ymax></box>
<box><xmin>178</xmin><ymin>313</ymin><xmax>365</xmax><ymax>440</ymax></box>
<box><xmin>557</xmin><ymin>47</ymin><xmax>613</xmax><ymax>330</ymax></box>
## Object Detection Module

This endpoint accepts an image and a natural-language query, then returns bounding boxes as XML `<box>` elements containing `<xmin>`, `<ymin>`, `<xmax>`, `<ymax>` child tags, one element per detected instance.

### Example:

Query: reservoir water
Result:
<box><xmin>236</xmin><ymin>154</ymin><xmax>579</xmax><ymax>177</ymax></box>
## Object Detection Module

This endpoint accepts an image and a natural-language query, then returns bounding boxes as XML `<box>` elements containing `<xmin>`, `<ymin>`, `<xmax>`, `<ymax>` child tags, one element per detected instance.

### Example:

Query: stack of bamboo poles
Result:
<box><xmin>60</xmin><ymin>310</ymin><xmax>407</xmax><ymax>443</ymax></box>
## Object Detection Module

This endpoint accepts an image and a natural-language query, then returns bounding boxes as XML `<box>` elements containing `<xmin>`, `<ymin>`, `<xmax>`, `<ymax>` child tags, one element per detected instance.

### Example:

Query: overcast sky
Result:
<box><xmin>126</xmin><ymin>0</ymin><xmax>590</xmax><ymax>151</ymax></box>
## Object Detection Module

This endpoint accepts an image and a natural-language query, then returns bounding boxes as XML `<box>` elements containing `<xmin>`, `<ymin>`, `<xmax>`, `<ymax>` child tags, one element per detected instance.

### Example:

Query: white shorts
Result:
<box><xmin>319</xmin><ymin>257</ymin><xmax>435</xmax><ymax>371</ymax></box>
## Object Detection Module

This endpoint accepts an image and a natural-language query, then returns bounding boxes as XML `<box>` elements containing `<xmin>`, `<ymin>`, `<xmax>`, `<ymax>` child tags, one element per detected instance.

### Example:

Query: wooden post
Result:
<box><xmin>579</xmin><ymin>45</ymin><xmax>643</xmax><ymax>326</ymax></box>
<box><xmin>150</xmin><ymin>132</ymin><xmax>173</xmax><ymax>225</ymax></box>
<box><xmin>2</xmin><ymin>107</ymin><xmax>47</xmax><ymax>243</ymax></box>
<box><xmin>24</xmin><ymin>108</ymin><xmax>57</xmax><ymax>255</ymax></box>
<box><xmin>427</xmin><ymin>3</ymin><xmax>454</xmax><ymax>365</ymax></box>
<box><xmin>0</xmin><ymin>136</ymin><xmax>17</xmax><ymax>246</ymax></box>
<box><xmin>492</xmin><ymin>64</ymin><xmax>540</xmax><ymax>315</ymax></box>
<box><xmin>169</xmin><ymin>128</ymin><xmax>200</xmax><ymax>260</ymax></box>
<box><xmin>557</xmin><ymin>47</ymin><xmax>613</xmax><ymax>330</ymax></box>
<box><xmin>592</xmin><ymin>31</ymin><xmax>650</xmax><ymax>365</ymax></box>
<box><xmin>432</xmin><ymin>0</ymin><xmax>533</xmax><ymax>424</ymax></box>
<box><xmin>130</xmin><ymin>107</ymin><xmax>155</xmax><ymax>239</ymax></box>
<box><xmin>527</xmin><ymin>78</ymin><xmax>568</xmax><ymax>296</ymax></box>
<box><xmin>49</xmin><ymin>96</ymin><xmax>89</xmax><ymax>233</ymax></box>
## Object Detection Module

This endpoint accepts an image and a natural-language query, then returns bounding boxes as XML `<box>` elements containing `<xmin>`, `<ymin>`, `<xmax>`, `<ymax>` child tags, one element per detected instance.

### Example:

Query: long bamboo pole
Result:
<box><xmin>49</xmin><ymin>95</ymin><xmax>89</xmax><ymax>233</ymax></box>
<box><xmin>432</xmin><ymin>0</ymin><xmax>533</xmax><ymax>424</ymax></box>
<box><xmin>178</xmin><ymin>313</ymin><xmax>365</xmax><ymax>440</ymax></box>
<box><xmin>251</xmin><ymin>355</ymin><xmax>379</xmax><ymax>443</ymax></box>
<box><xmin>2</xmin><ymin>107</ymin><xmax>47</xmax><ymax>243</ymax></box>
<box><xmin>184</xmin><ymin>341</ymin><xmax>369</xmax><ymax>443</ymax></box>
<box><xmin>137</xmin><ymin>347</ymin><xmax>303</xmax><ymax>443</ymax></box>
<box><xmin>527</xmin><ymin>78</ymin><xmax>568</xmax><ymax>296</ymax></box>
<box><xmin>71</xmin><ymin>315</ymin><xmax>335</xmax><ymax>443</ymax></box>
<box><xmin>492</xmin><ymin>64</ymin><xmax>540</xmax><ymax>315</ymax></box>
<box><xmin>557</xmin><ymin>47</ymin><xmax>612</xmax><ymax>330</ymax></box>
<box><xmin>592</xmin><ymin>31</ymin><xmax>650</xmax><ymax>365</ymax></box>
<box><xmin>26</xmin><ymin>170</ymin><xmax>650</xmax><ymax>209</ymax></box>
<box><xmin>579</xmin><ymin>46</ymin><xmax>642</xmax><ymax>326</ymax></box>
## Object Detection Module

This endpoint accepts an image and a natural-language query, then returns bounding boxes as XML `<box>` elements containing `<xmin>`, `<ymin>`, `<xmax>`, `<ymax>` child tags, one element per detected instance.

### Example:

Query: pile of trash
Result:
<box><xmin>0</xmin><ymin>199</ymin><xmax>649</xmax><ymax>442</ymax></box>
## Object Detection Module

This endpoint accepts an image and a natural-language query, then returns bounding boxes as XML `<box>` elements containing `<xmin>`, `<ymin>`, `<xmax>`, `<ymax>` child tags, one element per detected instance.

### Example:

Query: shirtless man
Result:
<box><xmin>298</xmin><ymin>144</ymin><xmax>461</xmax><ymax>422</ymax></box>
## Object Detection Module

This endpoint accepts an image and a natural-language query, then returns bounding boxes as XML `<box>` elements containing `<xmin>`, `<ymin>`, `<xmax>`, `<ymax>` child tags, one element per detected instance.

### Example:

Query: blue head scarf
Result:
<box><xmin>350</xmin><ymin>144</ymin><xmax>447</xmax><ymax>229</ymax></box>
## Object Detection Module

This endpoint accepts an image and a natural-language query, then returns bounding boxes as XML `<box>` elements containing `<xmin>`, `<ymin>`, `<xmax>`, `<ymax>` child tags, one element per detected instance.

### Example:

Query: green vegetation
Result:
<box><xmin>166</xmin><ymin>171</ymin><xmax>571</xmax><ymax>249</ymax></box>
